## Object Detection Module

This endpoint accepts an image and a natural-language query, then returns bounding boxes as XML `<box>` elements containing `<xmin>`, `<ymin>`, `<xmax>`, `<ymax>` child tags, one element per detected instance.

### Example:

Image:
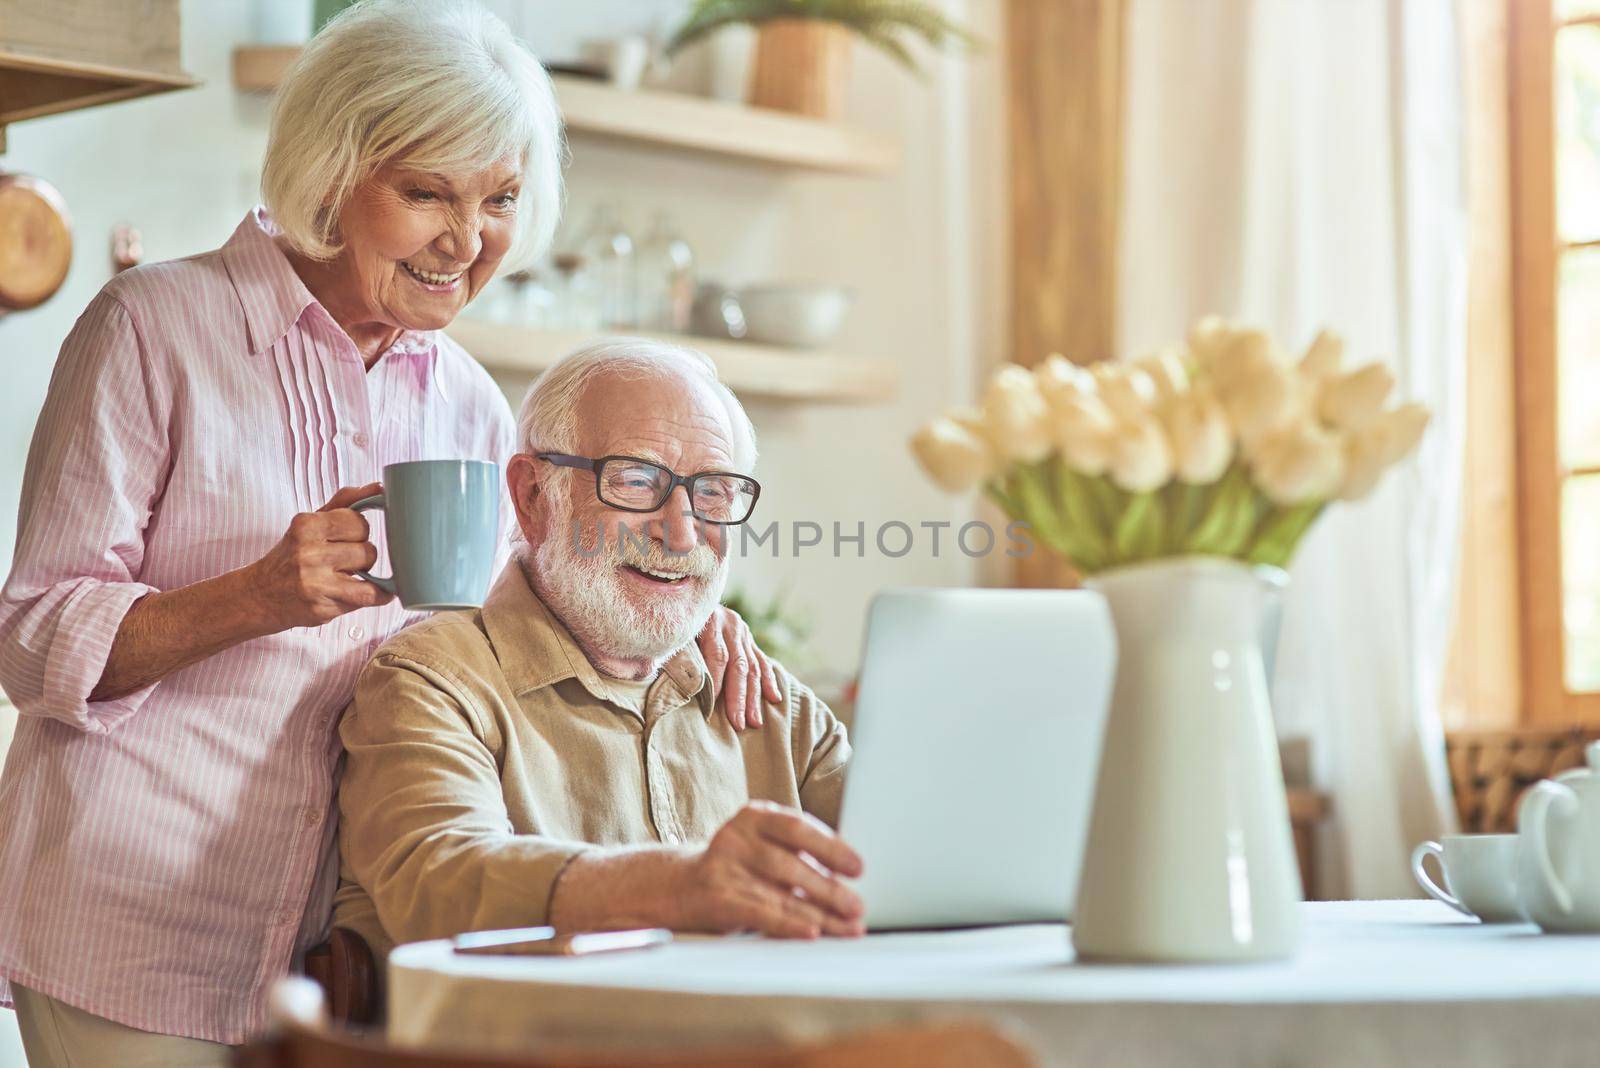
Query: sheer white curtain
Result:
<box><xmin>1117</xmin><ymin>0</ymin><xmax>1466</xmax><ymax>897</ymax></box>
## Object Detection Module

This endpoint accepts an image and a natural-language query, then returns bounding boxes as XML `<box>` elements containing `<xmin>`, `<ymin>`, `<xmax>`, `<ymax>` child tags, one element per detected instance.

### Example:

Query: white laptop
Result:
<box><xmin>837</xmin><ymin>588</ymin><xmax>1115</xmax><ymax>930</ymax></box>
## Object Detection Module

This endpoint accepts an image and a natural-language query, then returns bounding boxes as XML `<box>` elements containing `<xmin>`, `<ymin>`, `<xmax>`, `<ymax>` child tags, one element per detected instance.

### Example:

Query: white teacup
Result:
<box><xmin>1411</xmin><ymin>834</ymin><xmax>1525</xmax><ymax>923</ymax></box>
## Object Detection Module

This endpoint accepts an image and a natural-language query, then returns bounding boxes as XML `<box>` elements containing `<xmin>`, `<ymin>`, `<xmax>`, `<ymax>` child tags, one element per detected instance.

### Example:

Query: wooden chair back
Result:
<box><xmin>300</xmin><ymin>927</ymin><xmax>380</xmax><ymax>1027</ymax></box>
<box><xmin>1446</xmin><ymin>727</ymin><xmax>1600</xmax><ymax>832</ymax></box>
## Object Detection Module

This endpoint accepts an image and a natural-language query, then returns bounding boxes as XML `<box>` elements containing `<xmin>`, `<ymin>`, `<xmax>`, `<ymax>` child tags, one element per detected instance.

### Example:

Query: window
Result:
<box><xmin>1511</xmin><ymin>0</ymin><xmax>1600</xmax><ymax>720</ymax></box>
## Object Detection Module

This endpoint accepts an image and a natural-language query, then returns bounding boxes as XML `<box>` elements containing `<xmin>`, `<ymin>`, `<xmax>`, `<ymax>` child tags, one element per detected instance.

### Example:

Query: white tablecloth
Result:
<box><xmin>387</xmin><ymin>901</ymin><xmax>1600</xmax><ymax>1067</ymax></box>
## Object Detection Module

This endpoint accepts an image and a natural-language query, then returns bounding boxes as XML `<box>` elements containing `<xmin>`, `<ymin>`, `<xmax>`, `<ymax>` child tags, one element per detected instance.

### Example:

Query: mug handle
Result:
<box><xmin>349</xmin><ymin>494</ymin><xmax>397</xmax><ymax>597</ymax></box>
<box><xmin>1521</xmin><ymin>780</ymin><xmax>1579</xmax><ymax>917</ymax></box>
<box><xmin>1410</xmin><ymin>841</ymin><xmax>1471</xmax><ymax>916</ymax></box>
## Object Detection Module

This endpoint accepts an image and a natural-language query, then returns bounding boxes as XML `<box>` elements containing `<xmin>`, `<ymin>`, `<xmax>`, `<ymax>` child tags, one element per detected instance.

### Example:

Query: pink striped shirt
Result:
<box><xmin>0</xmin><ymin>209</ymin><xmax>515</xmax><ymax>1043</ymax></box>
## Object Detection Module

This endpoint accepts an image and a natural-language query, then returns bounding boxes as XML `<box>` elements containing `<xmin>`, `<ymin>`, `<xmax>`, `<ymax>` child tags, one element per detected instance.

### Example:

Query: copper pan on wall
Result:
<box><xmin>0</xmin><ymin>170</ymin><xmax>71</xmax><ymax>314</ymax></box>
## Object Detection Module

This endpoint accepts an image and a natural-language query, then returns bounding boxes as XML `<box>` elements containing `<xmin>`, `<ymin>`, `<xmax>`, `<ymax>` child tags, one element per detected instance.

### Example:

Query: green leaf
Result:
<box><xmin>1165</xmin><ymin>481</ymin><xmax>1209</xmax><ymax>552</ymax></box>
<box><xmin>720</xmin><ymin>583</ymin><xmax>812</xmax><ymax>665</ymax></box>
<box><xmin>1246</xmin><ymin>501</ymin><xmax>1326</xmax><ymax>567</ymax></box>
<box><xmin>1010</xmin><ymin>467</ymin><xmax>1064</xmax><ymax>547</ymax></box>
<box><xmin>1013</xmin><ymin>463</ymin><xmax>1097</xmax><ymax>569</ymax></box>
<box><xmin>1111</xmin><ymin>491</ymin><xmax>1166</xmax><ymax>563</ymax></box>
<box><xmin>664</xmin><ymin>0</ymin><xmax>981</xmax><ymax>69</ymax></box>
<box><xmin>856</xmin><ymin>26</ymin><xmax>921</xmax><ymax>72</ymax></box>
<box><xmin>1052</xmin><ymin>460</ymin><xmax>1110</xmax><ymax>568</ymax></box>
<box><xmin>1085</xmin><ymin>476</ymin><xmax>1126</xmax><ymax>531</ymax></box>
<box><xmin>1184</xmin><ymin>464</ymin><xmax>1264</xmax><ymax>557</ymax></box>
<box><xmin>666</xmin><ymin>0</ymin><xmax>771</xmax><ymax>53</ymax></box>
<box><xmin>983</xmin><ymin>479</ymin><xmax>1021</xmax><ymax>521</ymax></box>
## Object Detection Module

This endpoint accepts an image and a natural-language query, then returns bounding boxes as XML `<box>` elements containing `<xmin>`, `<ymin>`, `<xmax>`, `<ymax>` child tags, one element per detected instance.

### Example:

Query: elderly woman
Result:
<box><xmin>0</xmin><ymin>2</ymin><xmax>778</xmax><ymax>1064</ymax></box>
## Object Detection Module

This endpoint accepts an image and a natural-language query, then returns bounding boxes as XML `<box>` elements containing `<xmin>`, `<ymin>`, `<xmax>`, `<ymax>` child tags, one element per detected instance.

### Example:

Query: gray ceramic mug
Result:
<box><xmin>350</xmin><ymin>459</ymin><xmax>500</xmax><ymax>610</ymax></box>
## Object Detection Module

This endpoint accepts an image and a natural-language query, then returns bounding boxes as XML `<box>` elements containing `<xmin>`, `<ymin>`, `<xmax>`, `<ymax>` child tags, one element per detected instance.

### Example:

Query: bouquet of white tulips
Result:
<box><xmin>910</xmin><ymin>317</ymin><xmax>1430</xmax><ymax>573</ymax></box>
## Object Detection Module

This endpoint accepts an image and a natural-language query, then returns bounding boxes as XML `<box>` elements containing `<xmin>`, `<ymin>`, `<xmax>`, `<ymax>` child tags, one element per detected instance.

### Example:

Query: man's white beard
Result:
<box><xmin>530</xmin><ymin>489</ymin><xmax>728</xmax><ymax>665</ymax></box>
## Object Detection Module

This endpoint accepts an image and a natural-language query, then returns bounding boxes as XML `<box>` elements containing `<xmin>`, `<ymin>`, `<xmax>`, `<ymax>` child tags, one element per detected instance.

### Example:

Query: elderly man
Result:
<box><xmin>332</xmin><ymin>338</ymin><xmax>863</xmax><ymax>955</ymax></box>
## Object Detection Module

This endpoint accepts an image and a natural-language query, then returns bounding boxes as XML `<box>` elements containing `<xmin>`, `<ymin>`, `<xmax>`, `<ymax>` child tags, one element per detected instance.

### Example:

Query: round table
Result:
<box><xmin>387</xmin><ymin>901</ymin><xmax>1600</xmax><ymax>1067</ymax></box>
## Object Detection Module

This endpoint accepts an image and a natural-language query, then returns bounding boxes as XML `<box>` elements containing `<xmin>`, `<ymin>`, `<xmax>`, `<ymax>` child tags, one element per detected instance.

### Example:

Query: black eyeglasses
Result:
<box><xmin>537</xmin><ymin>452</ymin><xmax>762</xmax><ymax>525</ymax></box>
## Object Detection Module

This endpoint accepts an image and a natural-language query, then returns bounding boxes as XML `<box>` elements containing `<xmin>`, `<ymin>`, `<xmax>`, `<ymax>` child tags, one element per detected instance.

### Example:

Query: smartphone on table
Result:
<box><xmin>451</xmin><ymin>926</ymin><xmax>672</xmax><ymax>957</ymax></box>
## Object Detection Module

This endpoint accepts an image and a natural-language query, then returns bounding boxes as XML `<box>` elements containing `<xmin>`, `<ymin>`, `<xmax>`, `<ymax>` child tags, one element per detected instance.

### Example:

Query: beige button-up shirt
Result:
<box><xmin>333</xmin><ymin>563</ymin><xmax>851</xmax><ymax>956</ymax></box>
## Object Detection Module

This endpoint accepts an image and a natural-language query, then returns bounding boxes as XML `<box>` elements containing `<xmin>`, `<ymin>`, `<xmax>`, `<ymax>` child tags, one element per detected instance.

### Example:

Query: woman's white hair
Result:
<box><xmin>261</xmin><ymin>0</ymin><xmax>564</xmax><ymax>267</ymax></box>
<box><xmin>519</xmin><ymin>337</ymin><xmax>759</xmax><ymax>472</ymax></box>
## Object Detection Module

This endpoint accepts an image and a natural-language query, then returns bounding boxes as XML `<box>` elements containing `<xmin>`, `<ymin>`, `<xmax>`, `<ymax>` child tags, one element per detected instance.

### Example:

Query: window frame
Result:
<box><xmin>1509</xmin><ymin>0</ymin><xmax>1600</xmax><ymax>721</ymax></box>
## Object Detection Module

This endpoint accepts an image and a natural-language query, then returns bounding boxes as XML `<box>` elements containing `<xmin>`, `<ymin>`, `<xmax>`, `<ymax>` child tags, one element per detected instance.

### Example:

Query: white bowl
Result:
<box><xmin>736</xmin><ymin>286</ymin><xmax>853</xmax><ymax>349</ymax></box>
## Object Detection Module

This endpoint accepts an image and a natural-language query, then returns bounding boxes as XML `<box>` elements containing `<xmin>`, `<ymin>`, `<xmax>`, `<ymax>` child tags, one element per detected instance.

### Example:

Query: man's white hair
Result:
<box><xmin>517</xmin><ymin>337</ymin><xmax>759</xmax><ymax>471</ymax></box>
<box><xmin>261</xmin><ymin>0</ymin><xmax>564</xmax><ymax>268</ymax></box>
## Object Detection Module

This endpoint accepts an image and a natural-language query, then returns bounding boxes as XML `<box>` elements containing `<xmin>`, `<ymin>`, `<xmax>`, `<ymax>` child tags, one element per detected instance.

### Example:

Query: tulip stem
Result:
<box><xmin>1246</xmin><ymin>500</ymin><xmax>1326</xmax><ymax>567</ymax></box>
<box><xmin>983</xmin><ymin>480</ymin><xmax>1020</xmax><ymax>518</ymax></box>
<box><xmin>1166</xmin><ymin>481</ymin><xmax>1209</xmax><ymax>551</ymax></box>
<box><xmin>983</xmin><ymin>462</ymin><xmax>1330</xmax><ymax>573</ymax></box>
<box><xmin>1111</xmin><ymin>491</ymin><xmax>1166</xmax><ymax>564</ymax></box>
<box><xmin>1051</xmin><ymin>459</ymin><xmax>1110</xmax><ymax>569</ymax></box>
<box><xmin>1086</xmin><ymin>477</ymin><xmax>1127</xmax><ymax>531</ymax></box>
<box><xmin>1183</xmin><ymin>463</ymin><xmax>1262</xmax><ymax>556</ymax></box>
<box><xmin>1013</xmin><ymin>464</ymin><xmax>1100</xmax><ymax>568</ymax></box>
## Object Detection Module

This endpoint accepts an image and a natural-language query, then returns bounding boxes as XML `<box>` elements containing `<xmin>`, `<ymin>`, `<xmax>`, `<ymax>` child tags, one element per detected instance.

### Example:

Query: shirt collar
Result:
<box><xmin>480</xmin><ymin>561</ymin><xmax>713</xmax><ymax>718</ymax></box>
<box><xmin>220</xmin><ymin>207</ymin><xmax>446</xmax><ymax>394</ymax></box>
<box><xmin>220</xmin><ymin>207</ymin><xmax>317</xmax><ymax>357</ymax></box>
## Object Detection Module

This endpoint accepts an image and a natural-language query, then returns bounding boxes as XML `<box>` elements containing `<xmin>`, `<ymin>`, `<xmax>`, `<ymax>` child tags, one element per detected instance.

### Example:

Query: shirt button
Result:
<box><xmin>352</xmin><ymin>432</ymin><xmax>369</xmax><ymax>448</ymax></box>
<box><xmin>348</xmin><ymin>625</ymin><xmax>365</xmax><ymax>641</ymax></box>
<box><xmin>273</xmin><ymin>908</ymin><xmax>296</xmax><ymax>927</ymax></box>
<box><xmin>302</xmin><ymin>807</ymin><xmax>323</xmax><ymax>827</ymax></box>
<box><xmin>664</xmin><ymin>830</ymin><xmax>681</xmax><ymax>844</ymax></box>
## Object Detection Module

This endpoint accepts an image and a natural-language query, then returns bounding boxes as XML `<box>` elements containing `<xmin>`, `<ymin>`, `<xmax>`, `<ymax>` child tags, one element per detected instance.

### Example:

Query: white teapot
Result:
<box><xmin>1517</xmin><ymin>740</ymin><xmax>1600</xmax><ymax>932</ymax></box>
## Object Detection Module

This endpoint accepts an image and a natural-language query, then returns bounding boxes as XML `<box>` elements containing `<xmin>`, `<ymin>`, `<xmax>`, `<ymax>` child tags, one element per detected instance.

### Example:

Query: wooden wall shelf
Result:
<box><xmin>445</xmin><ymin>320</ymin><xmax>899</xmax><ymax>405</ymax></box>
<box><xmin>0</xmin><ymin>0</ymin><xmax>197</xmax><ymax>150</ymax></box>
<box><xmin>231</xmin><ymin>46</ymin><xmax>898</xmax><ymax>176</ymax></box>
<box><xmin>546</xmin><ymin>75</ymin><xmax>897</xmax><ymax>175</ymax></box>
<box><xmin>0</xmin><ymin>52</ymin><xmax>195</xmax><ymax>126</ymax></box>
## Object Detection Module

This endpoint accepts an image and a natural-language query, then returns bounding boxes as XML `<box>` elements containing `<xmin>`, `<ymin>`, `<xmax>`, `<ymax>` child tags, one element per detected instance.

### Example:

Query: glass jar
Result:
<box><xmin>636</xmin><ymin>211</ymin><xmax>696</xmax><ymax>333</ymax></box>
<box><xmin>551</xmin><ymin>253</ymin><xmax>602</xmax><ymax>332</ymax></box>
<box><xmin>579</xmin><ymin>204</ymin><xmax>636</xmax><ymax>329</ymax></box>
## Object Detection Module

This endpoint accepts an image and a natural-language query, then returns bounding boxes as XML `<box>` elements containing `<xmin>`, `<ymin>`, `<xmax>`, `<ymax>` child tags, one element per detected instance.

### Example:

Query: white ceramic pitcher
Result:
<box><xmin>1072</xmin><ymin>557</ymin><xmax>1303</xmax><ymax>962</ymax></box>
<box><xmin>1516</xmin><ymin>740</ymin><xmax>1600</xmax><ymax>932</ymax></box>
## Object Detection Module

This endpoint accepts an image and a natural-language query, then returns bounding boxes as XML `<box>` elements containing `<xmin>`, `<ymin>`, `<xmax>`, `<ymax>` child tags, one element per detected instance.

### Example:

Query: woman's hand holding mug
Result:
<box><xmin>244</xmin><ymin>483</ymin><xmax>396</xmax><ymax>631</ymax></box>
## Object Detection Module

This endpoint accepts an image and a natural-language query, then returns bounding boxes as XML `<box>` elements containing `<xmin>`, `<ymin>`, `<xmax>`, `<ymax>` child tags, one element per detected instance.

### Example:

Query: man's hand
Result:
<box><xmin>546</xmin><ymin>802</ymin><xmax>866</xmax><ymax>940</ymax></box>
<box><xmin>677</xmin><ymin>801</ymin><xmax>865</xmax><ymax>939</ymax></box>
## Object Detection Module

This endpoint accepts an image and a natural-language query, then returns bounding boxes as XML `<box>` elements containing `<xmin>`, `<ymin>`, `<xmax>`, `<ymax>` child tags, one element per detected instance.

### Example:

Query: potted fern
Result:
<box><xmin>666</xmin><ymin>0</ymin><xmax>977</xmax><ymax>120</ymax></box>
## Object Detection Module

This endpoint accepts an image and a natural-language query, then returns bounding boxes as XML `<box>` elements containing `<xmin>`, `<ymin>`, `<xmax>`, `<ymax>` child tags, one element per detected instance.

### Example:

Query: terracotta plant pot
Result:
<box><xmin>748</xmin><ymin>19</ymin><xmax>854</xmax><ymax>120</ymax></box>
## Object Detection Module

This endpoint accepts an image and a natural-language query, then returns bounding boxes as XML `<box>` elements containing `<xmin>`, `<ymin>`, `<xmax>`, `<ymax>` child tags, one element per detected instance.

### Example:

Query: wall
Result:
<box><xmin>0</xmin><ymin>0</ymin><xmax>1006</xmax><ymax>685</ymax></box>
